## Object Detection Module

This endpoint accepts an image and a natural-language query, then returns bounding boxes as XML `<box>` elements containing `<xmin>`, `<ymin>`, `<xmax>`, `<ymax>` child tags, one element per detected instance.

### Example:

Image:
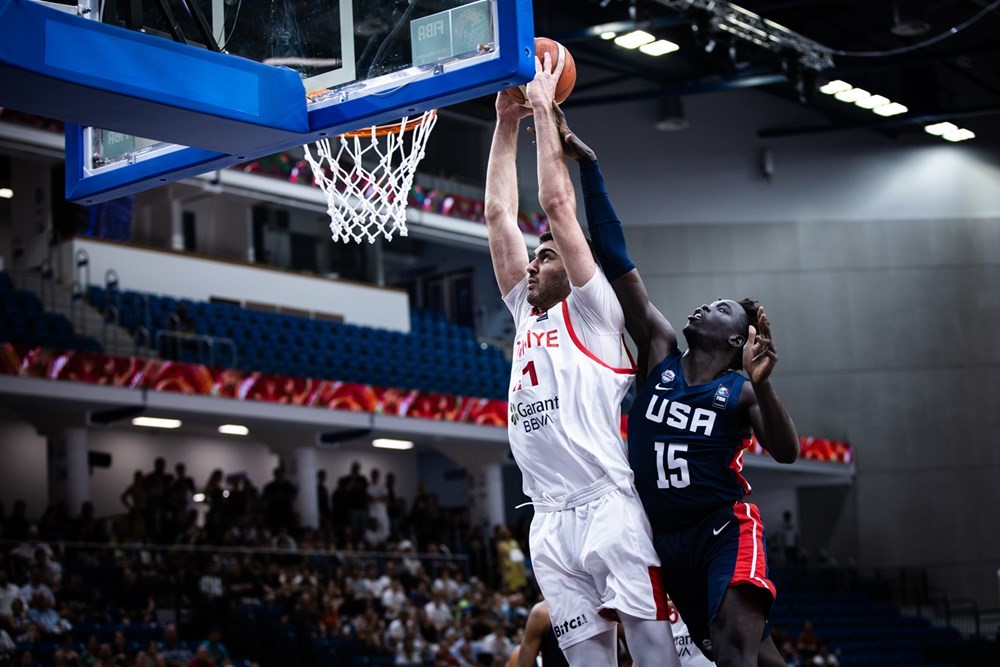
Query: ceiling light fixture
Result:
<box><xmin>834</xmin><ymin>87</ymin><xmax>869</xmax><ymax>104</ymax></box>
<box><xmin>855</xmin><ymin>94</ymin><xmax>890</xmax><ymax>110</ymax></box>
<box><xmin>614</xmin><ymin>30</ymin><xmax>656</xmax><ymax>49</ymax></box>
<box><xmin>924</xmin><ymin>122</ymin><xmax>959</xmax><ymax>136</ymax></box>
<box><xmin>818</xmin><ymin>80</ymin><xmax>852</xmax><ymax>95</ymax></box>
<box><xmin>640</xmin><ymin>39</ymin><xmax>680</xmax><ymax>56</ymax></box>
<box><xmin>132</xmin><ymin>416</ymin><xmax>181</xmax><ymax>429</ymax></box>
<box><xmin>218</xmin><ymin>424</ymin><xmax>249</xmax><ymax>436</ymax></box>
<box><xmin>372</xmin><ymin>438</ymin><xmax>414</xmax><ymax>450</ymax></box>
<box><xmin>942</xmin><ymin>128</ymin><xmax>975</xmax><ymax>142</ymax></box>
<box><xmin>600</xmin><ymin>31</ymin><xmax>617</xmax><ymax>40</ymax></box>
<box><xmin>821</xmin><ymin>80</ymin><xmax>909</xmax><ymax>117</ymax></box>
<box><xmin>872</xmin><ymin>102</ymin><xmax>908</xmax><ymax>117</ymax></box>
<box><xmin>0</xmin><ymin>188</ymin><xmax>12</xmax><ymax>199</ymax></box>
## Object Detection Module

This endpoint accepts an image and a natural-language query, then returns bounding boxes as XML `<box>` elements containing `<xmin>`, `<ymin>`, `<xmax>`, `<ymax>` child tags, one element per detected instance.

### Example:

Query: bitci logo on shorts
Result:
<box><xmin>553</xmin><ymin>612</ymin><xmax>589</xmax><ymax>638</ymax></box>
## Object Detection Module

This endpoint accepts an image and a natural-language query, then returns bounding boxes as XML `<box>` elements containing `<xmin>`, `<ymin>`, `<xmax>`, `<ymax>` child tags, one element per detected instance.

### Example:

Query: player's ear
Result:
<box><xmin>728</xmin><ymin>333</ymin><xmax>746</xmax><ymax>348</ymax></box>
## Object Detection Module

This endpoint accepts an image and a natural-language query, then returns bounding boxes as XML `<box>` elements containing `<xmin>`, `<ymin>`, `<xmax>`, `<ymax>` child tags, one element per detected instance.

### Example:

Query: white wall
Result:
<box><xmin>58</xmin><ymin>237</ymin><xmax>411</xmax><ymax>331</ymax></box>
<box><xmin>0</xmin><ymin>418</ymin><xmax>419</xmax><ymax>519</ymax></box>
<box><xmin>0</xmin><ymin>420</ymin><xmax>49</xmax><ymax>515</ymax></box>
<box><xmin>557</xmin><ymin>90</ymin><xmax>1000</xmax><ymax>226</ymax></box>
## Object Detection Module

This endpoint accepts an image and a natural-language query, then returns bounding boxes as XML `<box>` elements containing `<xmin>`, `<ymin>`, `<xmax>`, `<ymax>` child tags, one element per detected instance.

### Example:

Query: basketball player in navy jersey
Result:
<box><xmin>553</xmin><ymin>107</ymin><xmax>799</xmax><ymax>667</ymax></box>
<box><xmin>485</xmin><ymin>53</ymin><xmax>678</xmax><ymax>667</ymax></box>
<box><xmin>507</xmin><ymin>601</ymin><xmax>570</xmax><ymax>667</ymax></box>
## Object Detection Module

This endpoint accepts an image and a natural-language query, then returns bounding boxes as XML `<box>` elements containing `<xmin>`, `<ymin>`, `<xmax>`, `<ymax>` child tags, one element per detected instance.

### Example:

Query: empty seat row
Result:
<box><xmin>86</xmin><ymin>284</ymin><xmax>510</xmax><ymax>399</ymax></box>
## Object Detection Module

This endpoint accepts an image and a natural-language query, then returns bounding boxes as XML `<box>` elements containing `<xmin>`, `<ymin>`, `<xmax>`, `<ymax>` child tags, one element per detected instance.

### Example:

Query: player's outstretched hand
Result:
<box><xmin>495</xmin><ymin>90</ymin><xmax>532</xmax><ymax>123</ymax></box>
<box><xmin>525</xmin><ymin>49</ymin><xmax>564</xmax><ymax>110</ymax></box>
<box><xmin>743</xmin><ymin>306</ymin><xmax>778</xmax><ymax>385</ymax></box>
<box><xmin>552</xmin><ymin>103</ymin><xmax>596</xmax><ymax>164</ymax></box>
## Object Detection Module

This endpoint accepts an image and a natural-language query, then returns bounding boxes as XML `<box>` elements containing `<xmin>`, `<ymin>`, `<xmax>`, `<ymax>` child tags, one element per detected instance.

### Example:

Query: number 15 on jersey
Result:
<box><xmin>655</xmin><ymin>442</ymin><xmax>690</xmax><ymax>488</ymax></box>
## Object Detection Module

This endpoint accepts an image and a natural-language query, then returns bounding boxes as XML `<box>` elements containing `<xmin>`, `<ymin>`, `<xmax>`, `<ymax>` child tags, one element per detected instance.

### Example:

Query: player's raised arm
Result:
<box><xmin>485</xmin><ymin>92</ymin><xmax>532</xmax><ymax>297</ymax></box>
<box><xmin>740</xmin><ymin>306</ymin><xmax>800</xmax><ymax>463</ymax></box>
<box><xmin>525</xmin><ymin>53</ymin><xmax>596</xmax><ymax>290</ymax></box>
<box><xmin>553</xmin><ymin>105</ymin><xmax>678</xmax><ymax>373</ymax></box>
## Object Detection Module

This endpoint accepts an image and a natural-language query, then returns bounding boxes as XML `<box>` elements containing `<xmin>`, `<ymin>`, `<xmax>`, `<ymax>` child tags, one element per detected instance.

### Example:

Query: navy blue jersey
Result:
<box><xmin>628</xmin><ymin>351</ymin><xmax>753</xmax><ymax>529</ymax></box>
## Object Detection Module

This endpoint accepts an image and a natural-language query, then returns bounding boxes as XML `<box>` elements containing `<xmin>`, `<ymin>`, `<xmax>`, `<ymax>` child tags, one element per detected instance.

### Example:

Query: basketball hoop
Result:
<box><xmin>303</xmin><ymin>110</ymin><xmax>438</xmax><ymax>244</ymax></box>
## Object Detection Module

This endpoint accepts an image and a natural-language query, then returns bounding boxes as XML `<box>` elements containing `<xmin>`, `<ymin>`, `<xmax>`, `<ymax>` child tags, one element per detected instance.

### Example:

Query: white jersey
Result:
<box><xmin>503</xmin><ymin>271</ymin><xmax>636</xmax><ymax>502</ymax></box>
<box><xmin>670</xmin><ymin>609</ymin><xmax>715</xmax><ymax>666</ymax></box>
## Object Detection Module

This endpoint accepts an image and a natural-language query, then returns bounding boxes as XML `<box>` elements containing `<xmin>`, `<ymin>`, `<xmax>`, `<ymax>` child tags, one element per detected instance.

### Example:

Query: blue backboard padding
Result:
<box><xmin>64</xmin><ymin>125</ymin><xmax>236</xmax><ymax>204</ymax></box>
<box><xmin>60</xmin><ymin>0</ymin><xmax>535</xmax><ymax>204</ymax></box>
<box><xmin>0</xmin><ymin>0</ymin><xmax>308</xmax><ymax>155</ymax></box>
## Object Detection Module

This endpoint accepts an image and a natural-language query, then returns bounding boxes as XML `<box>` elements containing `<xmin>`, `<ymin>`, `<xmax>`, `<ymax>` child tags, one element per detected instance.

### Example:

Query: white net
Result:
<box><xmin>303</xmin><ymin>110</ymin><xmax>438</xmax><ymax>244</ymax></box>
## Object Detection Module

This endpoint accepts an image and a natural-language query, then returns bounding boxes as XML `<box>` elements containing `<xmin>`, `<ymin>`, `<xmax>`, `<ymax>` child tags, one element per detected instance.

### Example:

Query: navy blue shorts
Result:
<box><xmin>652</xmin><ymin>502</ymin><xmax>776</xmax><ymax>660</ymax></box>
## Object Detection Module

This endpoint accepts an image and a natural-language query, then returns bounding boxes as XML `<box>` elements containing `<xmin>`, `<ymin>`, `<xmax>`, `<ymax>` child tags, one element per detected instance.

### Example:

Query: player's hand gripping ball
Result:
<box><xmin>505</xmin><ymin>37</ymin><xmax>576</xmax><ymax>107</ymax></box>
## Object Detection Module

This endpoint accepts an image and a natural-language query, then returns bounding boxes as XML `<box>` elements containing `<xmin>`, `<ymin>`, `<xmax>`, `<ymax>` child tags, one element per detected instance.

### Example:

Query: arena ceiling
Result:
<box><xmin>497</xmin><ymin>0</ymin><xmax>1000</xmax><ymax>144</ymax></box>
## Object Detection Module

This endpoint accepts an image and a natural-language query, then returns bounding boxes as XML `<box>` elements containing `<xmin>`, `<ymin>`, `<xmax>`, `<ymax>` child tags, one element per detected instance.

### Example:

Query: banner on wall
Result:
<box><xmin>0</xmin><ymin>344</ymin><xmax>852</xmax><ymax>463</ymax></box>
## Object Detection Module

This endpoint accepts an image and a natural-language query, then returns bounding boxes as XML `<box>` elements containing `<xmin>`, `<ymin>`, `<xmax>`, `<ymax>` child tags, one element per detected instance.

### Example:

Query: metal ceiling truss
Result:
<box><xmin>654</xmin><ymin>0</ymin><xmax>835</xmax><ymax>71</ymax></box>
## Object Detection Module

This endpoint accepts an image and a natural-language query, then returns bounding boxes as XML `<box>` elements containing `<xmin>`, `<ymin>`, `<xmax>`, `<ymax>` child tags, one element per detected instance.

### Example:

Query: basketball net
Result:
<box><xmin>303</xmin><ymin>110</ymin><xmax>438</xmax><ymax>244</ymax></box>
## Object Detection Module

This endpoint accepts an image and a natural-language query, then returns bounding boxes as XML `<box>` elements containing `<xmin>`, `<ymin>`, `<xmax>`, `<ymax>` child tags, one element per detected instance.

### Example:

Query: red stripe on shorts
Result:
<box><xmin>730</xmin><ymin>502</ymin><xmax>777</xmax><ymax>597</ymax></box>
<box><xmin>648</xmin><ymin>565</ymin><xmax>670</xmax><ymax>620</ymax></box>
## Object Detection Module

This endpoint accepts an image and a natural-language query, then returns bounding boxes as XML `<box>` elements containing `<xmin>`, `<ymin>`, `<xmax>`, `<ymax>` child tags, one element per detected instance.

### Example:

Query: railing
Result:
<box><xmin>155</xmin><ymin>330</ymin><xmax>238</xmax><ymax>368</ymax></box>
<box><xmin>787</xmin><ymin>561</ymin><xmax>993</xmax><ymax>639</ymax></box>
<box><xmin>70</xmin><ymin>279</ymin><xmax>85</xmax><ymax>335</ymax></box>
<box><xmin>75</xmin><ymin>248</ymin><xmax>91</xmax><ymax>299</ymax></box>
<box><xmin>38</xmin><ymin>258</ymin><xmax>55</xmax><ymax>310</ymax></box>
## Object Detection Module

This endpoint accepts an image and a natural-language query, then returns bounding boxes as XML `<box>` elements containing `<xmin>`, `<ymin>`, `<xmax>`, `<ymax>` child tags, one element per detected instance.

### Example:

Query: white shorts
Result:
<box><xmin>529</xmin><ymin>484</ymin><xmax>669</xmax><ymax>649</ymax></box>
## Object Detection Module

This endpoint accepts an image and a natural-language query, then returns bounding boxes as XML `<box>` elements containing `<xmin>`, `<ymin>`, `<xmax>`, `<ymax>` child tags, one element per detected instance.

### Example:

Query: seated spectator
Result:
<box><xmin>7</xmin><ymin>600</ymin><xmax>31</xmax><ymax>641</ymax></box>
<box><xmin>381</xmin><ymin>580</ymin><xmax>407</xmax><ymax>619</ymax></box>
<box><xmin>811</xmin><ymin>643</ymin><xmax>840</xmax><ymax>666</ymax></box>
<box><xmin>111</xmin><ymin>629</ymin><xmax>132</xmax><ymax>665</ymax></box>
<box><xmin>0</xmin><ymin>569</ymin><xmax>23</xmax><ymax>619</ymax></box>
<box><xmin>10</xmin><ymin>526</ymin><xmax>53</xmax><ymax>565</ymax></box>
<box><xmin>26</xmin><ymin>590</ymin><xmax>71</xmax><ymax>637</ymax></box>
<box><xmin>79</xmin><ymin>636</ymin><xmax>101</xmax><ymax>667</ymax></box>
<box><xmin>93</xmin><ymin>644</ymin><xmax>114</xmax><ymax>667</ymax></box>
<box><xmin>424</xmin><ymin>590</ymin><xmax>453</xmax><ymax>636</ymax></box>
<box><xmin>186</xmin><ymin>645</ymin><xmax>216</xmax><ymax>667</ymax></box>
<box><xmin>796</xmin><ymin>619</ymin><xmax>820</xmax><ymax>663</ymax></box>
<box><xmin>54</xmin><ymin>634</ymin><xmax>81</xmax><ymax>667</ymax></box>
<box><xmin>433</xmin><ymin>565</ymin><xmax>463</xmax><ymax>602</ymax></box>
<box><xmin>0</xmin><ymin>626</ymin><xmax>14</xmax><ymax>663</ymax></box>
<box><xmin>117</xmin><ymin>567</ymin><xmax>155</xmax><ymax>623</ymax></box>
<box><xmin>17</xmin><ymin>649</ymin><xmax>39</xmax><ymax>667</ymax></box>
<box><xmin>21</xmin><ymin>567</ymin><xmax>56</xmax><ymax>604</ymax></box>
<box><xmin>476</xmin><ymin>621</ymin><xmax>514</xmax><ymax>664</ymax></box>
<box><xmin>160</xmin><ymin>624</ymin><xmax>193</xmax><ymax>667</ymax></box>
<box><xmin>394</xmin><ymin>632</ymin><xmax>426</xmax><ymax>667</ymax></box>
<box><xmin>198</xmin><ymin>628</ymin><xmax>231</xmax><ymax>666</ymax></box>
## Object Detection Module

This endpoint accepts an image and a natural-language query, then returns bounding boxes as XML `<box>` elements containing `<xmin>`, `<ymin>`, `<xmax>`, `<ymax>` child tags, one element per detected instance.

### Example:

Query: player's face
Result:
<box><xmin>526</xmin><ymin>241</ymin><xmax>569</xmax><ymax>309</ymax></box>
<box><xmin>683</xmin><ymin>299</ymin><xmax>747</xmax><ymax>347</ymax></box>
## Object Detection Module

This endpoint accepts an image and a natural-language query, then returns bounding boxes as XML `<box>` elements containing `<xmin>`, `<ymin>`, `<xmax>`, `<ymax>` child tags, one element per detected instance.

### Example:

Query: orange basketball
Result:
<box><xmin>505</xmin><ymin>37</ymin><xmax>576</xmax><ymax>108</ymax></box>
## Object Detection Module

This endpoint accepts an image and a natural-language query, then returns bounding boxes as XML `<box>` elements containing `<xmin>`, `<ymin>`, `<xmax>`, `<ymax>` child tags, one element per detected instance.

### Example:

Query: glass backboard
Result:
<box><xmin>52</xmin><ymin>0</ymin><xmax>533</xmax><ymax>203</ymax></box>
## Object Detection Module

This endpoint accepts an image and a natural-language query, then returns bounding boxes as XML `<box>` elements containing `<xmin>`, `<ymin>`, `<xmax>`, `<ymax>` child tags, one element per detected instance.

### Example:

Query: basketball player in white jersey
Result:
<box><xmin>484</xmin><ymin>50</ymin><xmax>679</xmax><ymax>667</ymax></box>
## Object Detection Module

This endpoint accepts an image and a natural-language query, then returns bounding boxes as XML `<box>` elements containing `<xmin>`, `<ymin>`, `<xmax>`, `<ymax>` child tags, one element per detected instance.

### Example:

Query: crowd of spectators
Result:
<box><xmin>772</xmin><ymin>619</ymin><xmax>841</xmax><ymax>666</ymax></box>
<box><xmin>0</xmin><ymin>458</ymin><xmax>538</xmax><ymax>667</ymax></box>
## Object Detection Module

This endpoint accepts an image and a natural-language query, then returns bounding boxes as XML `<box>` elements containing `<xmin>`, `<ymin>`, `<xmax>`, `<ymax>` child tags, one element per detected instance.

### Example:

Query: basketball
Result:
<box><xmin>505</xmin><ymin>37</ymin><xmax>577</xmax><ymax>107</ymax></box>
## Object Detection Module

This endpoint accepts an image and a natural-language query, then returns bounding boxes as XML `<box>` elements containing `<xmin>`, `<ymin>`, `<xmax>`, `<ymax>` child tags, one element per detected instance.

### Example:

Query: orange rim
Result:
<box><xmin>339</xmin><ymin>110</ymin><xmax>437</xmax><ymax>138</ymax></box>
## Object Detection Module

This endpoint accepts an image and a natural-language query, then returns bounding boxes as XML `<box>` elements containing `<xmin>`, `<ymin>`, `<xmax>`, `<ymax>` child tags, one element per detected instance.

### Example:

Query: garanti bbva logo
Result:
<box><xmin>509</xmin><ymin>396</ymin><xmax>560</xmax><ymax>432</ymax></box>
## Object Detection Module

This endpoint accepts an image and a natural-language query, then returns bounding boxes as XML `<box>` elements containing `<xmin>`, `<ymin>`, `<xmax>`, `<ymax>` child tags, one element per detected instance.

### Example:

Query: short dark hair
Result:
<box><xmin>537</xmin><ymin>231</ymin><xmax>599</xmax><ymax>263</ymax></box>
<box><xmin>730</xmin><ymin>297</ymin><xmax>761</xmax><ymax>371</ymax></box>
